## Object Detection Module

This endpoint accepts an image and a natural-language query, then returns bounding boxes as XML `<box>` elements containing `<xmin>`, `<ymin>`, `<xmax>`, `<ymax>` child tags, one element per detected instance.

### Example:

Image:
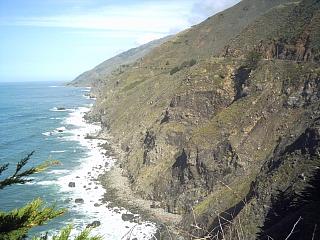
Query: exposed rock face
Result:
<box><xmin>181</xmin><ymin>116</ymin><xmax>320</xmax><ymax>239</ymax></box>
<box><xmin>250</xmin><ymin>34</ymin><xmax>315</xmax><ymax>62</ymax></box>
<box><xmin>164</xmin><ymin>89</ymin><xmax>234</xmax><ymax>125</ymax></box>
<box><xmin>143</xmin><ymin>130</ymin><xmax>156</xmax><ymax>165</ymax></box>
<box><xmin>224</xmin><ymin>0</ymin><xmax>320</xmax><ymax>62</ymax></box>
<box><xmin>83</xmin><ymin>0</ymin><xmax>320</xmax><ymax>239</ymax></box>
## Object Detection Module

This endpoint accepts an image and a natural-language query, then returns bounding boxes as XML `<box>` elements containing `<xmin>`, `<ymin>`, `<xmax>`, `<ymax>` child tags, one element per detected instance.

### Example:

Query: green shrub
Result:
<box><xmin>122</xmin><ymin>80</ymin><xmax>145</xmax><ymax>91</ymax></box>
<box><xmin>170</xmin><ymin>59</ymin><xmax>197</xmax><ymax>75</ymax></box>
<box><xmin>0</xmin><ymin>152</ymin><xmax>101</xmax><ymax>240</ymax></box>
<box><xmin>170</xmin><ymin>66</ymin><xmax>181</xmax><ymax>75</ymax></box>
<box><xmin>244</xmin><ymin>51</ymin><xmax>262</xmax><ymax>69</ymax></box>
<box><xmin>189</xmin><ymin>58</ymin><xmax>197</xmax><ymax>67</ymax></box>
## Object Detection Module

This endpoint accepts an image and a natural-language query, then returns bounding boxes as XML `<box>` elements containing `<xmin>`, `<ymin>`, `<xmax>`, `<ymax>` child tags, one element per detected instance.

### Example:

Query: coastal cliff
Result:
<box><xmin>74</xmin><ymin>0</ymin><xmax>320</xmax><ymax>239</ymax></box>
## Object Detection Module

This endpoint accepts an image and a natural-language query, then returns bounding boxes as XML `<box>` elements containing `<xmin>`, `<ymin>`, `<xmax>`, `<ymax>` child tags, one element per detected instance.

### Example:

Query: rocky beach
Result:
<box><xmin>58</xmin><ymin>99</ymin><xmax>159</xmax><ymax>239</ymax></box>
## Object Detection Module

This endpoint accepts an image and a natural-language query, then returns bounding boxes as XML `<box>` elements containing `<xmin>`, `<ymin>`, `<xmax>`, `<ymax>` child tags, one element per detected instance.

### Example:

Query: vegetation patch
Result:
<box><xmin>122</xmin><ymin>80</ymin><xmax>145</xmax><ymax>92</ymax></box>
<box><xmin>194</xmin><ymin>176</ymin><xmax>253</xmax><ymax>216</ymax></box>
<box><xmin>243</xmin><ymin>50</ymin><xmax>262</xmax><ymax>69</ymax></box>
<box><xmin>170</xmin><ymin>59</ymin><xmax>197</xmax><ymax>75</ymax></box>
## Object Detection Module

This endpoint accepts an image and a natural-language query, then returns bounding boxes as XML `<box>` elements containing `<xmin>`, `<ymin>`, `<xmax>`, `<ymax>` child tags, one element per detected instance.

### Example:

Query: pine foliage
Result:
<box><xmin>32</xmin><ymin>225</ymin><xmax>102</xmax><ymax>240</ymax></box>
<box><xmin>0</xmin><ymin>152</ymin><xmax>101</xmax><ymax>240</ymax></box>
<box><xmin>0</xmin><ymin>151</ymin><xmax>59</xmax><ymax>190</ymax></box>
<box><xmin>0</xmin><ymin>199</ymin><xmax>64</xmax><ymax>240</ymax></box>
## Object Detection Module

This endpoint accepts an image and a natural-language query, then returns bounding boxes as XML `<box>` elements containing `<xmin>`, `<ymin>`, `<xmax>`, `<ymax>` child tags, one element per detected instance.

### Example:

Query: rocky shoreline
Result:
<box><xmin>95</xmin><ymin>133</ymin><xmax>183</xmax><ymax>238</ymax></box>
<box><xmin>53</xmin><ymin>104</ymin><xmax>158</xmax><ymax>239</ymax></box>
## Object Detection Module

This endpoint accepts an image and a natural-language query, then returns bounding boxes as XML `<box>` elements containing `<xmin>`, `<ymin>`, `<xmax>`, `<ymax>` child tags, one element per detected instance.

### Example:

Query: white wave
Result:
<box><xmin>37</xmin><ymin>180</ymin><xmax>57</xmax><ymax>186</ymax></box>
<box><xmin>48</xmin><ymin>169</ymin><xmax>70</xmax><ymax>175</ymax></box>
<box><xmin>62</xmin><ymin>107</ymin><xmax>90</xmax><ymax>127</ymax></box>
<box><xmin>83</xmin><ymin>96</ymin><xmax>96</xmax><ymax>100</ymax></box>
<box><xmin>56</xmin><ymin>127</ymin><xmax>66</xmax><ymax>132</ymax></box>
<box><xmin>49</xmin><ymin>86</ymin><xmax>63</xmax><ymax>88</ymax></box>
<box><xmin>54</xmin><ymin>106</ymin><xmax>157</xmax><ymax>239</ymax></box>
<box><xmin>24</xmin><ymin>177</ymin><xmax>38</xmax><ymax>185</ymax></box>
<box><xmin>25</xmin><ymin>182</ymin><xmax>36</xmax><ymax>185</ymax></box>
<box><xmin>50</xmin><ymin>150</ymin><xmax>66</xmax><ymax>153</ymax></box>
<box><xmin>50</xmin><ymin>107</ymin><xmax>75</xmax><ymax>112</ymax></box>
<box><xmin>42</xmin><ymin>127</ymin><xmax>66</xmax><ymax>136</ymax></box>
<box><xmin>84</xmin><ymin>103</ymin><xmax>93</xmax><ymax>107</ymax></box>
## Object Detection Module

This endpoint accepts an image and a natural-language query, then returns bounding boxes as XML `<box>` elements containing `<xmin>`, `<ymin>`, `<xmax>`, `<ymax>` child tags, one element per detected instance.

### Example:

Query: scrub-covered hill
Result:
<box><xmin>68</xmin><ymin>36</ymin><xmax>170</xmax><ymax>87</ymax></box>
<box><xmin>79</xmin><ymin>0</ymin><xmax>320</xmax><ymax>238</ymax></box>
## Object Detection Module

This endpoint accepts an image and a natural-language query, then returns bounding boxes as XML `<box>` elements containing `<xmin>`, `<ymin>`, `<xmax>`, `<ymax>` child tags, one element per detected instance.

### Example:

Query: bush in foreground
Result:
<box><xmin>0</xmin><ymin>152</ymin><xmax>101</xmax><ymax>240</ymax></box>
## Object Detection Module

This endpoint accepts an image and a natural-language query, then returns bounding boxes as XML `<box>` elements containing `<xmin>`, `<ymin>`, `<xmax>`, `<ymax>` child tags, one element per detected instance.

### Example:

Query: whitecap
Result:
<box><xmin>56</xmin><ymin>127</ymin><xmax>66</xmax><ymax>132</ymax></box>
<box><xmin>81</xmin><ymin>89</ymin><xmax>90</xmax><ymax>92</ymax></box>
<box><xmin>42</xmin><ymin>132</ymin><xmax>53</xmax><ymax>136</ymax></box>
<box><xmin>24</xmin><ymin>177</ymin><xmax>38</xmax><ymax>185</ymax></box>
<box><xmin>48</xmin><ymin>169</ymin><xmax>70</xmax><ymax>175</ymax></box>
<box><xmin>25</xmin><ymin>182</ymin><xmax>36</xmax><ymax>185</ymax></box>
<box><xmin>37</xmin><ymin>180</ymin><xmax>57</xmax><ymax>186</ymax></box>
<box><xmin>50</xmin><ymin>150</ymin><xmax>66</xmax><ymax>153</ymax></box>
<box><xmin>50</xmin><ymin>107</ymin><xmax>75</xmax><ymax>112</ymax></box>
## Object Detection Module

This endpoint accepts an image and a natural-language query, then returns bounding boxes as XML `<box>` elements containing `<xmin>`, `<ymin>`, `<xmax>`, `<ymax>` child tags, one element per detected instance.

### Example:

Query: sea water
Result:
<box><xmin>0</xmin><ymin>81</ymin><xmax>156</xmax><ymax>239</ymax></box>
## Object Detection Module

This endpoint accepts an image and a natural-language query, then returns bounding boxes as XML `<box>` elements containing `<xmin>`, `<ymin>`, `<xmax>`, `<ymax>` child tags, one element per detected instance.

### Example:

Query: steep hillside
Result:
<box><xmin>87</xmin><ymin>0</ymin><xmax>320</xmax><ymax>239</ymax></box>
<box><xmin>224</xmin><ymin>0</ymin><xmax>320</xmax><ymax>61</ymax></box>
<box><xmin>139</xmin><ymin>0</ymin><xmax>299</xmax><ymax>67</ymax></box>
<box><xmin>68</xmin><ymin>36</ymin><xmax>170</xmax><ymax>87</ymax></box>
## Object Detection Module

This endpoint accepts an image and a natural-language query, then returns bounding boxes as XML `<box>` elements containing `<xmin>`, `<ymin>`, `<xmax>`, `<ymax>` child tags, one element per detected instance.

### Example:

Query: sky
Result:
<box><xmin>0</xmin><ymin>0</ymin><xmax>240</xmax><ymax>82</ymax></box>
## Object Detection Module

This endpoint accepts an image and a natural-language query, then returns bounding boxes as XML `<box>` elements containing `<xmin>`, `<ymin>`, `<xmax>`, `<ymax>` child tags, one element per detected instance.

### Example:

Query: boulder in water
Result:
<box><xmin>121</xmin><ymin>213</ymin><xmax>135</xmax><ymax>222</ymax></box>
<box><xmin>68</xmin><ymin>182</ymin><xmax>75</xmax><ymax>187</ymax></box>
<box><xmin>86</xmin><ymin>220</ymin><xmax>101</xmax><ymax>228</ymax></box>
<box><xmin>75</xmin><ymin>198</ymin><xmax>84</xmax><ymax>204</ymax></box>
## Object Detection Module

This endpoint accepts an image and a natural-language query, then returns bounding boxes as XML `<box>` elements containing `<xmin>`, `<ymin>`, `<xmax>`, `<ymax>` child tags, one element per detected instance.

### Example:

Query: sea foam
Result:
<box><xmin>51</xmin><ymin>104</ymin><xmax>157</xmax><ymax>239</ymax></box>
<box><xmin>50</xmin><ymin>107</ymin><xmax>75</xmax><ymax>112</ymax></box>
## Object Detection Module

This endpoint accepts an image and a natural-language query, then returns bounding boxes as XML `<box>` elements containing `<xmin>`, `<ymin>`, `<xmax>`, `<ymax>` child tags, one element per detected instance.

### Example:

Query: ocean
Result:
<box><xmin>0</xmin><ymin>81</ymin><xmax>155</xmax><ymax>239</ymax></box>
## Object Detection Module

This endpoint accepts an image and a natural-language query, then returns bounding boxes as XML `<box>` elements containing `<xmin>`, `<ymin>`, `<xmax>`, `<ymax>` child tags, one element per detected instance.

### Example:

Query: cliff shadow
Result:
<box><xmin>258</xmin><ymin>168</ymin><xmax>320</xmax><ymax>240</ymax></box>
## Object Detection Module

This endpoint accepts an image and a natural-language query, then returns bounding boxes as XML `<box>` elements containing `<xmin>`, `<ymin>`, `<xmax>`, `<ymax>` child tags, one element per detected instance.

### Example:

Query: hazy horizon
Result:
<box><xmin>0</xmin><ymin>0</ymin><xmax>240</xmax><ymax>82</ymax></box>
